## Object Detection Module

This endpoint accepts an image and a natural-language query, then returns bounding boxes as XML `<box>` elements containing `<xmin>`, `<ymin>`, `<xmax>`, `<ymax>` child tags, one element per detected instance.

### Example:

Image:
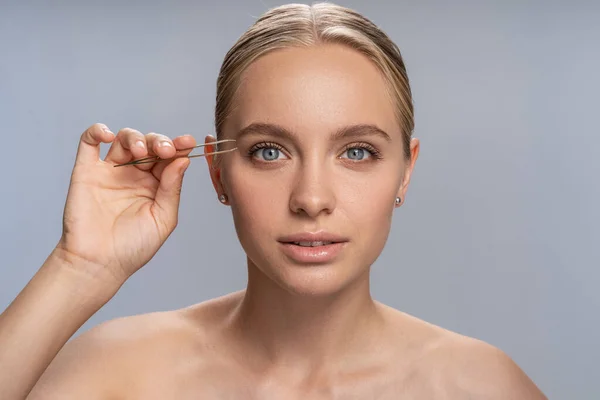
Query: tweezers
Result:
<box><xmin>113</xmin><ymin>139</ymin><xmax>237</xmax><ymax>167</ymax></box>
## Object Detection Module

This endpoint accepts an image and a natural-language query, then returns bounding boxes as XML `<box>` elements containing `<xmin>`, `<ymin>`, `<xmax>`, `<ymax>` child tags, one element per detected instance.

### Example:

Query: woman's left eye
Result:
<box><xmin>340</xmin><ymin>147</ymin><xmax>372</xmax><ymax>161</ymax></box>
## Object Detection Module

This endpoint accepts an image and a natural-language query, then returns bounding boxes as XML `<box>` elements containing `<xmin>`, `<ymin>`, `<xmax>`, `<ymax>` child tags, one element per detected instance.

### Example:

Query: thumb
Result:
<box><xmin>152</xmin><ymin>157</ymin><xmax>190</xmax><ymax>232</ymax></box>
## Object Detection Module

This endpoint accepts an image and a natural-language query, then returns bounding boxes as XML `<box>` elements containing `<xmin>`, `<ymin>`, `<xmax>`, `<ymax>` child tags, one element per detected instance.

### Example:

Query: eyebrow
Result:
<box><xmin>236</xmin><ymin>122</ymin><xmax>392</xmax><ymax>142</ymax></box>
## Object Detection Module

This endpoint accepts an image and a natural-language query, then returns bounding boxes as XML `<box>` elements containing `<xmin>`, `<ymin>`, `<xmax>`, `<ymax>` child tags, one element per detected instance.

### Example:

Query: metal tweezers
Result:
<box><xmin>113</xmin><ymin>139</ymin><xmax>237</xmax><ymax>167</ymax></box>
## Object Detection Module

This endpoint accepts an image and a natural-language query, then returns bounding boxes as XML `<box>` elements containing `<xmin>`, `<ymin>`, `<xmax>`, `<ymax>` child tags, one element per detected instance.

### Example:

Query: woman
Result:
<box><xmin>0</xmin><ymin>3</ymin><xmax>546</xmax><ymax>399</ymax></box>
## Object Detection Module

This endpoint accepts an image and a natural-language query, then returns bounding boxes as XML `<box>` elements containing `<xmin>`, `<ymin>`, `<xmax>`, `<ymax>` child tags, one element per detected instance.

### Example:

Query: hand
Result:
<box><xmin>55</xmin><ymin>123</ymin><xmax>195</xmax><ymax>286</ymax></box>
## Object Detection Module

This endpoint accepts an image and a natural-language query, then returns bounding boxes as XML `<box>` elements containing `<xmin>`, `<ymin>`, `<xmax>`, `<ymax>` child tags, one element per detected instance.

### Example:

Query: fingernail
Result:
<box><xmin>135</xmin><ymin>140</ymin><xmax>145</xmax><ymax>148</ymax></box>
<box><xmin>158</xmin><ymin>141</ymin><xmax>172</xmax><ymax>148</ymax></box>
<box><xmin>102</xmin><ymin>126</ymin><xmax>114</xmax><ymax>135</ymax></box>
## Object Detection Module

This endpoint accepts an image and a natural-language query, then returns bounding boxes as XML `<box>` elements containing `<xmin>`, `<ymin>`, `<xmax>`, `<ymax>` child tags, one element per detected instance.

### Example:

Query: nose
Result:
<box><xmin>289</xmin><ymin>162</ymin><xmax>336</xmax><ymax>218</ymax></box>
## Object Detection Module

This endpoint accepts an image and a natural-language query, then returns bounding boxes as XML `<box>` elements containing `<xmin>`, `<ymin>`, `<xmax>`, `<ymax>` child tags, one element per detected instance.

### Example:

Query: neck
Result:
<box><xmin>230</xmin><ymin>259</ymin><xmax>384</xmax><ymax>371</ymax></box>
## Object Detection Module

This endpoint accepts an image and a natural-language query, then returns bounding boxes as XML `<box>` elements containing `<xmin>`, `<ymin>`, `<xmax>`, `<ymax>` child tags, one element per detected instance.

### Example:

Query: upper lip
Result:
<box><xmin>278</xmin><ymin>231</ymin><xmax>349</xmax><ymax>243</ymax></box>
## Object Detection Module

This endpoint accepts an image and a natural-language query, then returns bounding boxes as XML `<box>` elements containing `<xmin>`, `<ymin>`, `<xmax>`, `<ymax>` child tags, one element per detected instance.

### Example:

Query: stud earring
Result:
<box><xmin>219</xmin><ymin>194</ymin><xmax>228</xmax><ymax>203</ymax></box>
<box><xmin>395</xmin><ymin>197</ymin><xmax>401</xmax><ymax>206</ymax></box>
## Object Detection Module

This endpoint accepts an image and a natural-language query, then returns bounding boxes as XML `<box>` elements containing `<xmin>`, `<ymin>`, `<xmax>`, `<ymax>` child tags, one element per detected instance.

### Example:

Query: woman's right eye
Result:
<box><xmin>249</xmin><ymin>144</ymin><xmax>288</xmax><ymax>161</ymax></box>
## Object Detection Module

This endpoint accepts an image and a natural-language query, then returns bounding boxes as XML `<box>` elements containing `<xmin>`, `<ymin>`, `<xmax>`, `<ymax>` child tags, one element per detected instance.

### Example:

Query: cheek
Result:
<box><xmin>335</xmin><ymin>169</ymin><xmax>399</xmax><ymax>216</ymax></box>
<box><xmin>334</xmin><ymin>171</ymin><xmax>398</xmax><ymax>259</ymax></box>
<box><xmin>223</xmin><ymin>162</ymin><xmax>289</xmax><ymax>237</ymax></box>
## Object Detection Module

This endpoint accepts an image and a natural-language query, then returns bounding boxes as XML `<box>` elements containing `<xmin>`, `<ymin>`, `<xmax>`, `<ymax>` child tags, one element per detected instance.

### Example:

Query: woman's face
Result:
<box><xmin>208</xmin><ymin>44</ymin><xmax>418</xmax><ymax>295</ymax></box>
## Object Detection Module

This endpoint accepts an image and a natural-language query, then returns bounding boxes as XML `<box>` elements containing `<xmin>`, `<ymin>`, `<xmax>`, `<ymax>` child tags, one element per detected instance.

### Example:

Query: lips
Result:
<box><xmin>292</xmin><ymin>241</ymin><xmax>333</xmax><ymax>247</ymax></box>
<box><xmin>278</xmin><ymin>232</ymin><xmax>348</xmax><ymax>245</ymax></box>
<box><xmin>277</xmin><ymin>232</ymin><xmax>348</xmax><ymax>264</ymax></box>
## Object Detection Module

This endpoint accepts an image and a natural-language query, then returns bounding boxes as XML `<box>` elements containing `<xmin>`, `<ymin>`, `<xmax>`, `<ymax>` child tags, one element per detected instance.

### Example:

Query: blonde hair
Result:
<box><xmin>215</xmin><ymin>2</ymin><xmax>414</xmax><ymax>159</ymax></box>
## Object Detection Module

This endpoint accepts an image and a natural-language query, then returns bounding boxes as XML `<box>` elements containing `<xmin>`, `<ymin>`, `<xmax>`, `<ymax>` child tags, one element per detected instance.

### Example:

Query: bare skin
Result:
<box><xmin>0</xmin><ymin>44</ymin><xmax>547</xmax><ymax>399</ymax></box>
<box><xmin>27</xmin><ymin>292</ymin><xmax>544</xmax><ymax>399</ymax></box>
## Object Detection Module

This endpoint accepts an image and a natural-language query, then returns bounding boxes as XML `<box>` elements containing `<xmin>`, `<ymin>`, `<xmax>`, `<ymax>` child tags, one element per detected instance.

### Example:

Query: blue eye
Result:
<box><xmin>249</xmin><ymin>143</ymin><xmax>287</xmax><ymax>161</ymax></box>
<box><xmin>258</xmin><ymin>148</ymin><xmax>280</xmax><ymax>161</ymax></box>
<box><xmin>342</xmin><ymin>147</ymin><xmax>370</xmax><ymax>160</ymax></box>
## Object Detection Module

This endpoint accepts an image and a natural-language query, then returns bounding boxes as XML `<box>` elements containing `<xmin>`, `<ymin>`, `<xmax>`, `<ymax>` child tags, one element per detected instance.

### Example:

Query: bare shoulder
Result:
<box><xmin>29</xmin><ymin>293</ymin><xmax>241</xmax><ymax>399</ymax></box>
<box><xmin>27</xmin><ymin>309</ymin><xmax>185</xmax><ymax>399</ymax></box>
<box><xmin>432</xmin><ymin>335</ymin><xmax>547</xmax><ymax>399</ymax></box>
<box><xmin>378</xmin><ymin>305</ymin><xmax>546</xmax><ymax>399</ymax></box>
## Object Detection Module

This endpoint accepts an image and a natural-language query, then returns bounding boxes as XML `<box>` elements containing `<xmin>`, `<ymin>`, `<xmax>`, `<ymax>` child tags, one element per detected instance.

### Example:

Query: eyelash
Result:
<box><xmin>247</xmin><ymin>141</ymin><xmax>285</xmax><ymax>157</ymax></box>
<box><xmin>341</xmin><ymin>142</ymin><xmax>383</xmax><ymax>160</ymax></box>
<box><xmin>247</xmin><ymin>141</ymin><xmax>383</xmax><ymax>160</ymax></box>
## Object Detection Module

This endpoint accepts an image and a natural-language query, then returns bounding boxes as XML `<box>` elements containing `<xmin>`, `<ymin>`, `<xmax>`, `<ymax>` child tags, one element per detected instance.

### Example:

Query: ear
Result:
<box><xmin>204</xmin><ymin>135</ymin><xmax>225</xmax><ymax>197</ymax></box>
<box><xmin>396</xmin><ymin>137</ymin><xmax>420</xmax><ymax>207</ymax></box>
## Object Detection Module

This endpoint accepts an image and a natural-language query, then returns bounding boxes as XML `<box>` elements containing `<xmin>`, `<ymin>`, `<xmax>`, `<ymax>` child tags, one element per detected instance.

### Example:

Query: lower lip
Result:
<box><xmin>278</xmin><ymin>242</ymin><xmax>346</xmax><ymax>264</ymax></box>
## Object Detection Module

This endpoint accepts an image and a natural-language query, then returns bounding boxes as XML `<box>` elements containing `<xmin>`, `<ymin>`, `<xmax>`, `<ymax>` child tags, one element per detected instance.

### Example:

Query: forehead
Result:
<box><xmin>227</xmin><ymin>44</ymin><xmax>401</xmax><ymax>139</ymax></box>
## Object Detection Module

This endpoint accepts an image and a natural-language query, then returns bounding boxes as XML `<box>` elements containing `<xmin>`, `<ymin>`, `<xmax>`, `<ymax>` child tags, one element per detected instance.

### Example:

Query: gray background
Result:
<box><xmin>1</xmin><ymin>0</ymin><xmax>598</xmax><ymax>398</ymax></box>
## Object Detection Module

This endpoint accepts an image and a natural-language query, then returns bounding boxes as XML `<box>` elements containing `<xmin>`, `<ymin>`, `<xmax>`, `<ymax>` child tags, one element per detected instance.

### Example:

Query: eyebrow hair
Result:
<box><xmin>236</xmin><ymin>122</ymin><xmax>392</xmax><ymax>142</ymax></box>
<box><xmin>332</xmin><ymin>124</ymin><xmax>392</xmax><ymax>142</ymax></box>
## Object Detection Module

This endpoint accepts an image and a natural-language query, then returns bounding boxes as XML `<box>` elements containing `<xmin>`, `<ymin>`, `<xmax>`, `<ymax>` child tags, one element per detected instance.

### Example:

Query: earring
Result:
<box><xmin>395</xmin><ymin>197</ymin><xmax>401</xmax><ymax>206</ymax></box>
<box><xmin>219</xmin><ymin>194</ymin><xmax>228</xmax><ymax>204</ymax></box>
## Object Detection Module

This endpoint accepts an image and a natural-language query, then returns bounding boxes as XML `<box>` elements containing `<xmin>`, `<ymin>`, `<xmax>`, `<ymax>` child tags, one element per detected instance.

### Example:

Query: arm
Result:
<box><xmin>0</xmin><ymin>248</ymin><xmax>120</xmax><ymax>400</ymax></box>
<box><xmin>1</xmin><ymin>123</ymin><xmax>194</xmax><ymax>399</ymax></box>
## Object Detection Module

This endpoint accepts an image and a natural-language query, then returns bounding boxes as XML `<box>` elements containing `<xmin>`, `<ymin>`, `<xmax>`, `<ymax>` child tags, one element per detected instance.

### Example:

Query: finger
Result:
<box><xmin>104</xmin><ymin>128</ymin><xmax>148</xmax><ymax>166</ymax></box>
<box><xmin>127</xmin><ymin>132</ymin><xmax>177</xmax><ymax>172</ymax></box>
<box><xmin>146</xmin><ymin>132</ymin><xmax>177</xmax><ymax>161</ymax></box>
<box><xmin>151</xmin><ymin>135</ymin><xmax>197</xmax><ymax>180</ymax></box>
<box><xmin>152</xmin><ymin>157</ymin><xmax>191</xmax><ymax>235</ymax></box>
<box><xmin>75</xmin><ymin>123</ymin><xmax>115</xmax><ymax>165</ymax></box>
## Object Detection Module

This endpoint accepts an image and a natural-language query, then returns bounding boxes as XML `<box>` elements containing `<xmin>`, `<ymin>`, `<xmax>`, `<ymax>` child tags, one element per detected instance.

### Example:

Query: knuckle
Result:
<box><xmin>89</xmin><ymin>123</ymin><xmax>107</xmax><ymax>136</ymax></box>
<box><xmin>145</xmin><ymin>132</ymin><xmax>158</xmax><ymax>143</ymax></box>
<box><xmin>119</xmin><ymin>128</ymin><xmax>144</xmax><ymax>144</ymax></box>
<box><xmin>120</xmin><ymin>127</ymin><xmax>138</xmax><ymax>136</ymax></box>
<box><xmin>147</xmin><ymin>132</ymin><xmax>171</xmax><ymax>142</ymax></box>
<box><xmin>116</xmin><ymin>128</ymin><xmax>129</xmax><ymax>138</ymax></box>
<box><xmin>81</xmin><ymin>123</ymin><xmax>105</xmax><ymax>142</ymax></box>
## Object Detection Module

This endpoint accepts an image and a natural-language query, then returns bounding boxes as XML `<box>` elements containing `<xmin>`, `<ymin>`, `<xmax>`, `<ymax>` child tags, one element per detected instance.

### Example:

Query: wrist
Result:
<box><xmin>44</xmin><ymin>245</ymin><xmax>124</xmax><ymax>306</ymax></box>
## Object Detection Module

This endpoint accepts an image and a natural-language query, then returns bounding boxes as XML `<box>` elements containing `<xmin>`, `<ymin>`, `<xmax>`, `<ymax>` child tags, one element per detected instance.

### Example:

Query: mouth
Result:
<box><xmin>278</xmin><ymin>231</ymin><xmax>348</xmax><ymax>245</ymax></box>
<box><xmin>277</xmin><ymin>232</ymin><xmax>348</xmax><ymax>264</ymax></box>
<box><xmin>289</xmin><ymin>241</ymin><xmax>335</xmax><ymax>247</ymax></box>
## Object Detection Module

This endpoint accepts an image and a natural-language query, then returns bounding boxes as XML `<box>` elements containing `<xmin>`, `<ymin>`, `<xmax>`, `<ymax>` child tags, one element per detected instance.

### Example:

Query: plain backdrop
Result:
<box><xmin>1</xmin><ymin>0</ymin><xmax>598</xmax><ymax>398</ymax></box>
